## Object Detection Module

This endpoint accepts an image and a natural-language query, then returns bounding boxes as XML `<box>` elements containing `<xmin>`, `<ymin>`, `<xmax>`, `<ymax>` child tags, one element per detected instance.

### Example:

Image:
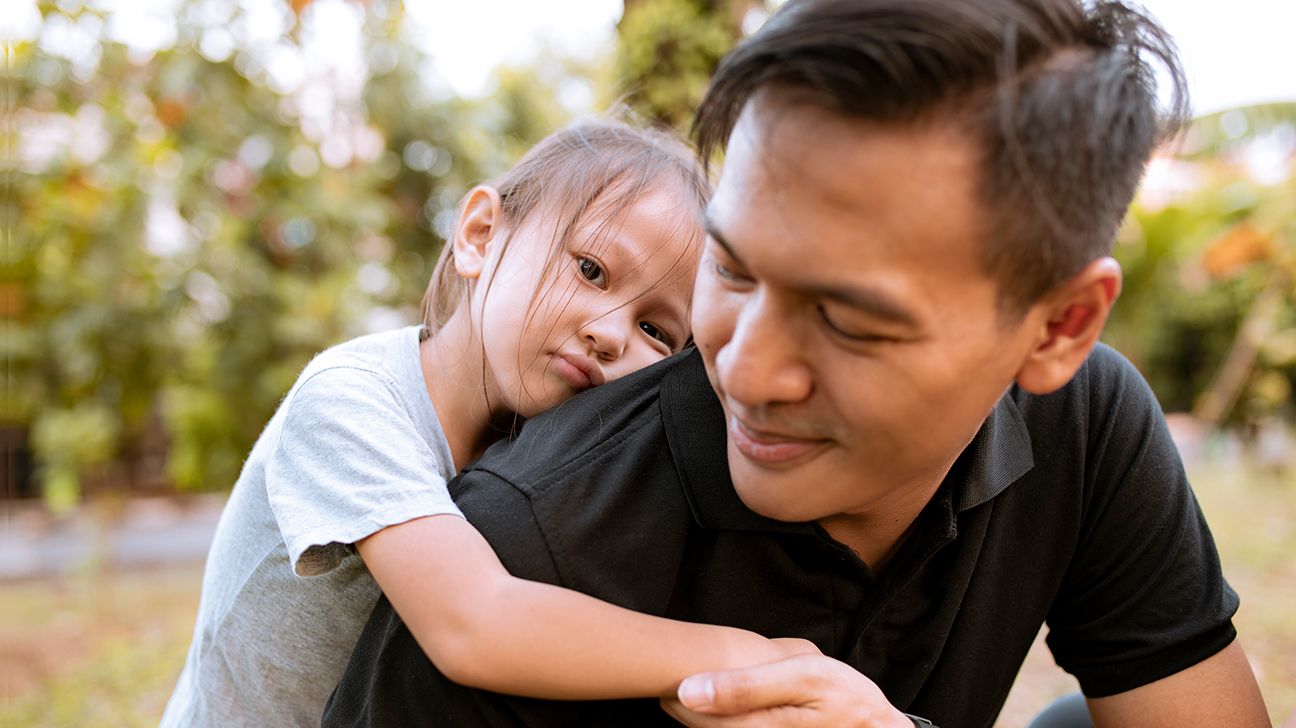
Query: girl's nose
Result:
<box><xmin>579</xmin><ymin>314</ymin><xmax>628</xmax><ymax>361</ymax></box>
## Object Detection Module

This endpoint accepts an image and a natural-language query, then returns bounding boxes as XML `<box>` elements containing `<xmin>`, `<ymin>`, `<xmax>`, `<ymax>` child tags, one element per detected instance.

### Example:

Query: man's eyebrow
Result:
<box><xmin>704</xmin><ymin>211</ymin><xmax>919</xmax><ymax>330</ymax></box>
<box><xmin>702</xmin><ymin>213</ymin><xmax>744</xmax><ymax>267</ymax></box>
<box><xmin>814</xmin><ymin>283</ymin><xmax>920</xmax><ymax>329</ymax></box>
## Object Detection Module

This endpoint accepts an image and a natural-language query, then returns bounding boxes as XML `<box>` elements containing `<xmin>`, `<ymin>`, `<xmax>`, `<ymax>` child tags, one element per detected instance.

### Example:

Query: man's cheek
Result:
<box><xmin>690</xmin><ymin>282</ymin><xmax>736</xmax><ymax>357</ymax></box>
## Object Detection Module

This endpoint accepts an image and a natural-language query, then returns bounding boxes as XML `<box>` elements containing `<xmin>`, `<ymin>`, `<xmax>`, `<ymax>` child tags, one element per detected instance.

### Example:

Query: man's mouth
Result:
<box><xmin>727</xmin><ymin>416</ymin><xmax>828</xmax><ymax>465</ymax></box>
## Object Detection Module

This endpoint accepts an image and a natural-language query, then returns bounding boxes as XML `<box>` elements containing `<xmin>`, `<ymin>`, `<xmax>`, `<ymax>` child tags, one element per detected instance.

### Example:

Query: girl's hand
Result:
<box><xmin>771</xmin><ymin>637</ymin><xmax>821</xmax><ymax>658</ymax></box>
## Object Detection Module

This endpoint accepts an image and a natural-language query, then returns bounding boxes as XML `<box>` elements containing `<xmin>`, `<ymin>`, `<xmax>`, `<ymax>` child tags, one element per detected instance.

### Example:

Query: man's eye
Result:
<box><xmin>639</xmin><ymin>321</ymin><xmax>673</xmax><ymax>349</ymax></box>
<box><xmin>577</xmin><ymin>257</ymin><xmax>607</xmax><ymax>287</ymax></box>
<box><xmin>713</xmin><ymin>260</ymin><xmax>746</xmax><ymax>282</ymax></box>
<box><xmin>818</xmin><ymin>306</ymin><xmax>890</xmax><ymax>343</ymax></box>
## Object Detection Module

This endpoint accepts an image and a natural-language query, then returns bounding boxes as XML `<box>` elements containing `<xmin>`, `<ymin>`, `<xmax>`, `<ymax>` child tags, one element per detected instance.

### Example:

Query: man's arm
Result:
<box><xmin>1086</xmin><ymin>640</ymin><xmax>1268</xmax><ymax>728</ymax></box>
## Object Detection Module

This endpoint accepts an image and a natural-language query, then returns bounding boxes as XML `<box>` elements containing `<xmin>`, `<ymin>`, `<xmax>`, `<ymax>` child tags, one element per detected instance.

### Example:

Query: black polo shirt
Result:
<box><xmin>324</xmin><ymin>344</ymin><xmax>1237</xmax><ymax>728</ymax></box>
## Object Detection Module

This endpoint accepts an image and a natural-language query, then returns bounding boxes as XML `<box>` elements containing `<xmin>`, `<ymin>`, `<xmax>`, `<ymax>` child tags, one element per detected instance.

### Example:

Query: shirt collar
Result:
<box><xmin>660</xmin><ymin>349</ymin><xmax>1035</xmax><ymax>533</ymax></box>
<box><xmin>954</xmin><ymin>388</ymin><xmax>1034</xmax><ymax>511</ymax></box>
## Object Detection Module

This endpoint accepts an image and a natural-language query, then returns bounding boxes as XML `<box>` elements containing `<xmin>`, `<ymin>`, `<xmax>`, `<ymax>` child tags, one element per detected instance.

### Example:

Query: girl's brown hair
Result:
<box><xmin>420</xmin><ymin>114</ymin><xmax>710</xmax><ymax>331</ymax></box>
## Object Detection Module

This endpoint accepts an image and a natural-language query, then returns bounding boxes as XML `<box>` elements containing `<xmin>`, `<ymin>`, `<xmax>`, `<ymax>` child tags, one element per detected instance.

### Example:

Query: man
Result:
<box><xmin>324</xmin><ymin>1</ymin><xmax>1270</xmax><ymax>726</ymax></box>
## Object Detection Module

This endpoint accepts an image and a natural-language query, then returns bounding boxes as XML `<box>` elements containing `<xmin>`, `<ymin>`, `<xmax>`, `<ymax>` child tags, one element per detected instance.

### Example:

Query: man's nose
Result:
<box><xmin>715</xmin><ymin>292</ymin><xmax>813</xmax><ymax>406</ymax></box>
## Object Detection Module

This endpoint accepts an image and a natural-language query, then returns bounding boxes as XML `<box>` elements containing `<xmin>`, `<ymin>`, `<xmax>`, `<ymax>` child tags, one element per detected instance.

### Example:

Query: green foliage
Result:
<box><xmin>614</xmin><ymin>0</ymin><xmax>738</xmax><ymax>130</ymax></box>
<box><xmin>29</xmin><ymin>404</ymin><xmax>120</xmax><ymax>510</ymax></box>
<box><xmin>13</xmin><ymin>1</ymin><xmax>578</xmax><ymax>505</ymax></box>
<box><xmin>1104</xmin><ymin>103</ymin><xmax>1296</xmax><ymax>425</ymax></box>
<box><xmin>1180</xmin><ymin>103</ymin><xmax>1296</xmax><ymax>161</ymax></box>
<box><xmin>15</xmin><ymin>24</ymin><xmax>364</xmax><ymax>500</ymax></box>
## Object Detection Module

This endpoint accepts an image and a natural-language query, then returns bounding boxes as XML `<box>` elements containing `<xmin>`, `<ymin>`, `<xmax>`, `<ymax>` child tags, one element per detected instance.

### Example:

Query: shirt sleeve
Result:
<box><xmin>1044</xmin><ymin>347</ymin><xmax>1238</xmax><ymax>697</ymax></box>
<box><xmin>266</xmin><ymin>365</ymin><xmax>463</xmax><ymax>577</ymax></box>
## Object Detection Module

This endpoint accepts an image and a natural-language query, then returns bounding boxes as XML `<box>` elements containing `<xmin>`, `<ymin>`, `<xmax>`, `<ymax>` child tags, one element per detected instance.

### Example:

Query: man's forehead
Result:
<box><xmin>707</xmin><ymin>95</ymin><xmax>995</xmax><ymax>315</ymax></box>
<box><xmin>714</xmin><ymin>97</ymin><xmax>980</xmax><ymax>235</ymax></box>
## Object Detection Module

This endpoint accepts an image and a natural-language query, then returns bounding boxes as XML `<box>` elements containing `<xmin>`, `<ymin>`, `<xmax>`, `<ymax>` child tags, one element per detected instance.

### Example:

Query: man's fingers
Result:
<box><xmin>668</xmin><ymin>656</ymin><xmax>902</xmax><ymax>728</ymax></box>
<box><xmin>675</xmin><ymin>654</ymin><xmax>821</xmax><ymax>715</ymax></box>
<box><xmin>660</xmin><ymin>698</ymin><xmax>730</xmax><ymax>728</ymax></box>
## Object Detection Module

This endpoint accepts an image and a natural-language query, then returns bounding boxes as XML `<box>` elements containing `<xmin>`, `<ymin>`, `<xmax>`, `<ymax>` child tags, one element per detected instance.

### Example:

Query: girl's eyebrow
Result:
<box><xmin>575</xmin><ymin>225</ymin><xmax>632</xmax><ymax>264</ymax></box>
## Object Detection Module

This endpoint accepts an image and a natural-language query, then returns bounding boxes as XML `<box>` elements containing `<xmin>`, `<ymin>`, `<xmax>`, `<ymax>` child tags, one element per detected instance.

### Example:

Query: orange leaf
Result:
<box><xmin>1201</xmin><ymin>223</ymin><xmax>1274</xmax><ymax>279</ymax></box>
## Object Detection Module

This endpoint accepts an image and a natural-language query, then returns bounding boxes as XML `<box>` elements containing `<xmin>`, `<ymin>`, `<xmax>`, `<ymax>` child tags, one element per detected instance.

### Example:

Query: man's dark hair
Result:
<box><xmin>694</xmin><ymin>0</ymin><xmax>1188</xmax><ymax>314</ymax></box>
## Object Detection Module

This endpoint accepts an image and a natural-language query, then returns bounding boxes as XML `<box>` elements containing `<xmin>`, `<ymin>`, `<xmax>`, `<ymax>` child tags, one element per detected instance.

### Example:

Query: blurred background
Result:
<box><xmin>2</xmin><ymin>0</ymin><xmax>1293</xmax><ymax>725</ymax></box>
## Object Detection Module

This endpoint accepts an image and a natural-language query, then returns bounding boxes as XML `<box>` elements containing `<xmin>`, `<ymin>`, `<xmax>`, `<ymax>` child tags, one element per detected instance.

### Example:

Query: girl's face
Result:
<box><xmin>471</xmin><ymin>186</ymin><xmax>700</xmax><ymax>418</ymax></box>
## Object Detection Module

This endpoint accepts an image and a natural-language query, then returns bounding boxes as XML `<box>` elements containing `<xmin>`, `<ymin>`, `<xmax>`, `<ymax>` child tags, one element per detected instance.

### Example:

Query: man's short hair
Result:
<box><xmin>694</xmin><ymin>0</ymin><xmax>1189</xmax><ymax>315</ymax></box>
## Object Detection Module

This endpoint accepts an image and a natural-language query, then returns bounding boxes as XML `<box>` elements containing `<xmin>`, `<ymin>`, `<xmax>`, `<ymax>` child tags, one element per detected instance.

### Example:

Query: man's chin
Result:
<box><xmin>729</xmin><ymin>466</ymin><xmax>826</xmax><ymax>524</ymax></box>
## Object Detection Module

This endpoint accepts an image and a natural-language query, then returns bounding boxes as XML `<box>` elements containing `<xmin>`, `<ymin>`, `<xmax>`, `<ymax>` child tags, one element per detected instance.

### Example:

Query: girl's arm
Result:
<box><xmin>357</xmin><ymin>514</ymin><xmax>816</xmax><ymax>700</ymax></box>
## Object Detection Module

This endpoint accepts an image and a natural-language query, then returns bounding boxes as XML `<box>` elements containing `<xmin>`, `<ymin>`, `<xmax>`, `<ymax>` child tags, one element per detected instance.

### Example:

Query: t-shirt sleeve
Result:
<box><xmin>266</xmin><ymin>365</ymin><xmax>462</xmax><ymax>577</ymax></box>
<box><xmin>1044</xmin><ymin>347</ymin><xmax>1238</xmax><ymax>697</ymax></box>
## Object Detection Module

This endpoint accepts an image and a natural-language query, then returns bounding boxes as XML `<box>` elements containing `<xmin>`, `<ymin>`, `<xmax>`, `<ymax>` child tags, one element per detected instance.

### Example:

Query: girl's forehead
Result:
<box><xmin>580</xmin><ymin>195</ymin><xmax>702</xmax><ymax>266</ymax></box>
<box><xmin>579</xmin><ymin>182</ymin><xmax>701</xmax><ymax>234</ymax></box>
<box><xmin>510</xmin><ymin>172</ymin><xmax>704</xmax><ymax>269</ymax></box>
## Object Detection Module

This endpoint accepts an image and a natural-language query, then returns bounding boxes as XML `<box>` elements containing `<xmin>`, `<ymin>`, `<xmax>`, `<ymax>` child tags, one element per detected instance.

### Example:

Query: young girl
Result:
<box><xmin>161</xmin><ymin>118</ymin><xmax>812</xmax><ymax>727</ymax></box>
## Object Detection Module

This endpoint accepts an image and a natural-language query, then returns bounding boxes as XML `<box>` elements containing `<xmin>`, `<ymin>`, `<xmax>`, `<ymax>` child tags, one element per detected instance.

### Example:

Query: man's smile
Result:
<box><xmin>727</xmin><ymin>414</ymin><xmax>830</xmax><ymax>466</ymax></box>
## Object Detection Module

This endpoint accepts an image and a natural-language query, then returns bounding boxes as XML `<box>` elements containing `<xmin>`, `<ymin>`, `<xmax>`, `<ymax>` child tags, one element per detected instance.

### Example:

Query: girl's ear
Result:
<box><xmin>452</xmin><ymin>185</ymin><xmax>503</xmax><ymax>280</ymax></box>
<box><xmin>1015</xmin><ymin>256</ymin><xmax>1123</xmax><ymax>394</ymax></box>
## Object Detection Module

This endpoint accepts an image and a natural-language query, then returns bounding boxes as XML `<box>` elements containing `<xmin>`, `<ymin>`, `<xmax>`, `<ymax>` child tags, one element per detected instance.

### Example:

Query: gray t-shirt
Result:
<box><xmin>161</xmin><ymin>326</ymin><xmax>461</xmax><ymax>728</ymax></box>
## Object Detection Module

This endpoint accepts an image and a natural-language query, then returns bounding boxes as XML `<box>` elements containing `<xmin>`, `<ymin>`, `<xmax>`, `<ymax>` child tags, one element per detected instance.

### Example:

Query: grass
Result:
<box><xmin>0</xmin><ymin>566</ymin><xmax>200</xmax><ymax>728</ymax></box>
<box><xmin>2</xmin><ymin>461</ymin><xmax>1293</xmax><ymax>727</ymax></box>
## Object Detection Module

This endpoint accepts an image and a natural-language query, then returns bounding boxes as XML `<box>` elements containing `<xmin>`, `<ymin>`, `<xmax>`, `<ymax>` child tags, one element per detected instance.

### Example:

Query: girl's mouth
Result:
<box><xmin>552</xmin><ymin>353</ymin><xmax>603</xmax><ymax>390</ymax></box>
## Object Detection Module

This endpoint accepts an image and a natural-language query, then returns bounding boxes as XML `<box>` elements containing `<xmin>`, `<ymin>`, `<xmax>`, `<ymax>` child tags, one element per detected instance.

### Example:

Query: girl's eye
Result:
<box><xmin>639</xmin><ymin>321</ymin><xmax>674</xmax><ymax>350</ymax></box>
<box><xmin>577</xmin><ymin>257</ymin><xmax>607</xmax><ymax>287</ymax></box>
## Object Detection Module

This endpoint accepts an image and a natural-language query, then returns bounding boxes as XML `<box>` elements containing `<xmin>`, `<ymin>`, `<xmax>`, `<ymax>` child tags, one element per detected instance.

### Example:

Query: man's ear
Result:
<box><xmin>1015</xmin><ymin>257</ymin><xmax>1123</xmax><ymax>395</ymax></box>
<box><xmin>451</xmin><ymin>185</ymin><xmax>503</xmax><ymax>280</ymax></box>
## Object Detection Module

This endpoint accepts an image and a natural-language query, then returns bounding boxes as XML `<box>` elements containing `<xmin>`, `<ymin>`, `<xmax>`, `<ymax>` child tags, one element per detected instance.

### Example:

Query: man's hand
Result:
<box><xmin>660</xmin><ymin>654</ymin><xmax>913</xmax><ymax>728</ymax></box>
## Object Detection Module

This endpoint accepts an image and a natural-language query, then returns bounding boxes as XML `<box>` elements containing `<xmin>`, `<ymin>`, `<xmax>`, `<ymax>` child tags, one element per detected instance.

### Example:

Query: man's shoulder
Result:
<box><xmin>1078</xmin><ymin>341</ymin><xmax>1147</xmax><ymax>394</ymax></box>
<box><xmin>461</xmin><ymin>349</ymin><xmax>699</xmax><ymax>495</ymax></box>
<box><xmin>448</xmin><ymin>350</ymin><xmax>704</xmax><ymax>610</ymax></box>
<box><xmin>1014</xmin><ymin>341</ymin><xmax>1159</xmax><ymax>432</ymax></box>
<box><xmin>997</xmin><ymin>341</ymin><xmax>1172</xmax><ymax>510</ymax></box>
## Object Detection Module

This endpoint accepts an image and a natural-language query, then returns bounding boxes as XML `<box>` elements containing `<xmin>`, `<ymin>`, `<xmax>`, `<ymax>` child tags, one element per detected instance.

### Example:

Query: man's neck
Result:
<box><xmin>817</xmin><ymin>478</ymin><xmax>946</xmax><ymax>572</ymax></box>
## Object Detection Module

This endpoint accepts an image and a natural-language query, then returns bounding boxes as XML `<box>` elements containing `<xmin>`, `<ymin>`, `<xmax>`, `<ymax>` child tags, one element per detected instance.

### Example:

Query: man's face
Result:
<box><xmin>693</xmin><ymin>98</ymin><xmax>1044</xmax><ymax>524</ymax></box>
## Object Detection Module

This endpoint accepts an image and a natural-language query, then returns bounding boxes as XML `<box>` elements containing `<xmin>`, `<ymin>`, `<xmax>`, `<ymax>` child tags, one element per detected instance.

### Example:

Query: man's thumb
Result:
<box><xmin>677</xmin><ymin>674</ymin><xmax>718</xmax><ymax>711</ymax></box>
<box><xmin>676</xmin><ymin>659</ymin><xmax>809</xmax><ymax>715</ymax></box>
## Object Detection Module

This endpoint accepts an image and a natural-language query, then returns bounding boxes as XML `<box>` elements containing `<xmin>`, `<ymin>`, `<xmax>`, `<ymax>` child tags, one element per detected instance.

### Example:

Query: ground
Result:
<box><xmin>2</xmin><ymin>460</ymin><xmax>1292</xmax><ymax>727</ymax></box>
